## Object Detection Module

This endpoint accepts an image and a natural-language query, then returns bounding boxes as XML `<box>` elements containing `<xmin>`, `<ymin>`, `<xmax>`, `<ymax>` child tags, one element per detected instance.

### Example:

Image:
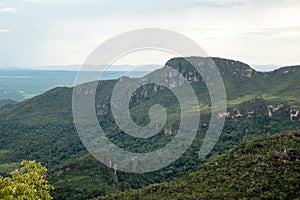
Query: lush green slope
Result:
<box><xmin>0</xmin><ymin>57</ymin><xmax>300</xmax><ymax>199</ymax></box>
<box><xmin>0</xmin><ymin>87</ymin><xmax>86</xmax><ymax>173</ymax></box>
<box><xmin>99</xmin><ymin>131</ymin><xmax>300</xmax><ymax>200</ymax></box>
<box><xmin>48</xmin><ymin>154</ymin><xmax>118</xmax><ymax>200</ymax></box>
<box><xmin>48</xmin><ymin>98</ymin><xmax>300</xmax><ymax>199</ymax></box>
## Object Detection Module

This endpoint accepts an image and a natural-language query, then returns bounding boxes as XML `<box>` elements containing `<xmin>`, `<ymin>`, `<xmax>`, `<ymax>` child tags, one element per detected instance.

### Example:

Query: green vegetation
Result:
<box><xmin>49</xmin><ymin>155</ymin><xmax>118</xmax><ymax>200</ymax></box>
<box><xmin>99</xmin><ymin>131</ymin><xmax>300</xmax><ymax>199</ymax></box>
<box><xmin>0</xmin><ymin>57</ymin><xmax>300</xmax><ymax>199</ymax></box>
<box><xmin>0</xmin><ymin>160</ymin><xmax>54</xmax><ymax>199</ymax></box>
<box><xmin>0</xmin><ymin>99</ymin><xmax>17</xmax><ymax>107</ymax></box>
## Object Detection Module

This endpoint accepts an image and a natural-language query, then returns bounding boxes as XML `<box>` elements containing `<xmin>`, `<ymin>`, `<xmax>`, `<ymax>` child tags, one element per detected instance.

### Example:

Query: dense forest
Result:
<box><xmin>98</xmin><ymin>131</ymin><xmax>300</xmax><ymax>199</ymax></box>
<box><xmin>0</xmin><ymin>57</ymin><xmax>299</xmax><ymax>199</ymax></box>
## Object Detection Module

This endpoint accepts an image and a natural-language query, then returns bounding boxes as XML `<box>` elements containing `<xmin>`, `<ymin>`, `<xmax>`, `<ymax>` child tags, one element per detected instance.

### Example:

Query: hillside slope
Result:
<box><xmin>99</xmin><ymin>131</ymin><xmax>300</xmax><ymax>200</ymax></box>
<box><xmin>0</xmin><ymin>99</ymin><xmax>17</xmax><ymax>107</ymax></box>
<box><xmin>0</xmin><ymin>57</ymin><xmax>300</xmax><ymax>199</ymax></box>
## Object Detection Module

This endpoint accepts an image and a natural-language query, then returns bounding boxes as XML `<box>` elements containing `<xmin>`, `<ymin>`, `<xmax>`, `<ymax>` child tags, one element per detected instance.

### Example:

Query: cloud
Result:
<box><xmin>0</xmin><ymin>0</ymin><xmax>300</xmax><ymax>68</ymax></box>
<box><xmin>244</xmin><ymin>30</ymin><xmax>279</xmax><ymax>36</ymax></box>
<box><xmin>190</xmin><ymin>0</ymin><xmax>245</xmax><ymax>8</ymax></box>
<box><xmin>242</xmin><ymin>26</ymin><xmax>300</xmax><ymax>37</ymax></box>
<box><xmin>0</xmin><ymin>7</ymin><xmax>17</xmax><ymax>13</ymax></box>
<box><xmin>24</xmin><ymin>0</ymin><xmax>41</xmax><ymax>2</ymax></box>
<box><xmin>0</xmin><ymin>29</ymin><xmax>10</xmax><ymax>33</ymax></box>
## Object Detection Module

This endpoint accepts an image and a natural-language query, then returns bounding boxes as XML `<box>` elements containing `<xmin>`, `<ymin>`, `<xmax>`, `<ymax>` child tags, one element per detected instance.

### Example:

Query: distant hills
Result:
<box><xmin>0</xmin><ymin>62</ymin><xmax>286</xmax><ymax>102</ymax></box>
<box><xmin>0</xmin><ymin>99</ymin><xmax>17</xmax><ymax>107</ymax></box>
<box><xmin>0</xmin><ymin>64</ymin><xmax>162</xmax><ymax>72</ymax></box>
<box><xmin>99</xmin><ymin>131</ymin><xmax>300</xmax><ymax>199</ymax></box>
<box><xmin>0</xmin><ymin>67</ymin><xmax>154</xmax><ymax>102</ymax></box>
<box><xmin>0</xmin><ymin>57</ymin><xmax>299</xmax><ymax>199</ymax></box>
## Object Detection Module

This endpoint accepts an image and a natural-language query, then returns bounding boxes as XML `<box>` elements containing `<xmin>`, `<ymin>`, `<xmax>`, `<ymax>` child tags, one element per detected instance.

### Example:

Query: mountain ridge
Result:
<box><xmin>0</xmin><ymin>57</ymin><xmax>300</xmax><ymax>199</ymax></box>
<box><xmin>0</xmin><ymin>99</ymin><xmax>17</xmax><ymax>107</ymax></box>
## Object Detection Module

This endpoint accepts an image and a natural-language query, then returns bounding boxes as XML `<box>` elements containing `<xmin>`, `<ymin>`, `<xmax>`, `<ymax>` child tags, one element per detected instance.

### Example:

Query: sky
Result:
<box><xmin>0</xmin><ymin>0</ymin><xmax>300</xmax><ymax>71</ymax></box>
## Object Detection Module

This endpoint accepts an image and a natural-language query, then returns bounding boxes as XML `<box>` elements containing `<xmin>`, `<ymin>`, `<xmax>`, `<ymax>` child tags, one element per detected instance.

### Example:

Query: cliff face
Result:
<box><xmin>94</xmin><ymin>57</ymin><xmax>300</xmax><ymax>131</ymax></box>
<box><xmin>166</xmin><ymin>57</ymin><xmax>257</xmax><ymax>80</ymax></box>
<box><xmin>127</xmin><ymin>57</ymin><xmax>261</xmax><ymax>100</ymax></box>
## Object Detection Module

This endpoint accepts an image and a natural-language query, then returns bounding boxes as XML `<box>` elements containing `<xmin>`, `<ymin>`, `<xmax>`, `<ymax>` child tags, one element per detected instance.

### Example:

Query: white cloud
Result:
<box><xmin>24</xmin><ymin>0</ymin><xmax>41</xmax><ymax>2</ymax></box>
<box><xmin>0</xmin><ymin>7</ymin><xmax>17</xmax><ymax>13</ymax></box>
<box><xmin>189</xmin><ymin>0</ymin><xmax>245</xmax><ymax>8</ymax></box>
<box><xmin>0</xmin><ymin>0</ymin><xmax>300</xmax><ymax>68</ymax></box>
<box><xmin>0</xmin><ymin>29</ymin><xmax>10</xmax><ymax>33</ymax></box>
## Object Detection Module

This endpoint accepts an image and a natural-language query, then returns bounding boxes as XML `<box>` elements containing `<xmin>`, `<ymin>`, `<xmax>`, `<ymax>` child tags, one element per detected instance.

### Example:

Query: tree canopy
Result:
<box><xmin>0</xmin><ymin>160</ymin><xmax>54</xmax><ymax>200</ymax></box>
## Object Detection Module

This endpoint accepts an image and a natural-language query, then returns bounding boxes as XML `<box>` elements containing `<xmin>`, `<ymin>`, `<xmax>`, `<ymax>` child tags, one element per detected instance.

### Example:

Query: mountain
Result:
<box><xmin>0</xmin><ymin>69</ymin><xmax>152</xmax><ymax>101</ymax></box>
<box><xmin>0</xmin><ymin>99</ymin><xmax>17</xmax><ymax>107</ymax></box>
<box><xmin>0</xmin><ymin>57</ymin><xmax>300</xmax><ymax>199</ymax></box>
<box><xmin>99</xmin><ymin>131</ymin><xmax>300</xmax><ymax>199</ymax></box>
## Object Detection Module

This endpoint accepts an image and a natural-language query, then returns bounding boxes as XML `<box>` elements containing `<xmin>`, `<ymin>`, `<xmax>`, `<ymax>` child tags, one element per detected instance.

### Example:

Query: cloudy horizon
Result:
<box><xmin>0</xmin><ymin>0</ymin><xmax>300</xmax><ymax>71</ymax></box>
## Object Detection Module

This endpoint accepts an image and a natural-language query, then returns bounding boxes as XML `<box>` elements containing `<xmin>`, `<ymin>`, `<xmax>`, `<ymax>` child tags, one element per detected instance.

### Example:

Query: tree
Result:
<box><xmin>0</xmin><ymin>160</ymin><xmax>54</xmax><ymax>199</ymax></box>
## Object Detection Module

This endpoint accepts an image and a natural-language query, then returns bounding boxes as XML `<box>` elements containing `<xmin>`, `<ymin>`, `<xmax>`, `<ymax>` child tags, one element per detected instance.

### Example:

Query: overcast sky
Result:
<box><xmin>0</xmin><ymin>0</ymin><xmax>300</xmax><ymax>70</ymax></box>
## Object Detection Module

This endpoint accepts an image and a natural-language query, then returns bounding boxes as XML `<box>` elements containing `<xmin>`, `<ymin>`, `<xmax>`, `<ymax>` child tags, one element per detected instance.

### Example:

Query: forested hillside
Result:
<box><xmin>0</xmin><ymin>57</ymin><xmax>300</xmax><ymax>199</ymax></box>
<box><xmin>0</xmin><ymin>99</ymin><xmax>17</xmax><ymax>107</ymax></box>
<box><xmin>99</xmin><ymin>131</ymin><xmax>300</xmax><ymax>199</ymax></box>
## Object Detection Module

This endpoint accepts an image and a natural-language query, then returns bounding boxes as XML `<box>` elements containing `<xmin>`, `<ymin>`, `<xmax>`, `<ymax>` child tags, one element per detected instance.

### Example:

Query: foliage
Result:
<box><xmin>0</xmin><ymin>57</ymin><xmax>300</xmax><ymax>199</ymax></box>
<box><xmin>48</xmin><ymin>155</ymin><xmax>118</xmax><ymax>200</ymax></box>
<box><xmin>0</xmin><ymin>99</ymin><xmax>17</xmax><ymax>108</ymax></box>
<box><xmin>0</xmin><ymin>160</ymin><xmax>54</xmax><ymax>199</ymax></box>
<box><xmin>99</xmin><ymin>131</ymin><xmax>300</xmax><ymax>199</ymax></box>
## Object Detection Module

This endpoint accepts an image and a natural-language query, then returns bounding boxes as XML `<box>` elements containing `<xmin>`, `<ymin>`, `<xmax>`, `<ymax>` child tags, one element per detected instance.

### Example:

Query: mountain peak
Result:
<box><xmin>164</xmin><ymin>56</ymin><xmax>257</xmax><ymax>82</ymax></box>
<box><xmin>166</xmin><ymin>56</ymin><xmax>255</xmax><ymax>71</ymax></box>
